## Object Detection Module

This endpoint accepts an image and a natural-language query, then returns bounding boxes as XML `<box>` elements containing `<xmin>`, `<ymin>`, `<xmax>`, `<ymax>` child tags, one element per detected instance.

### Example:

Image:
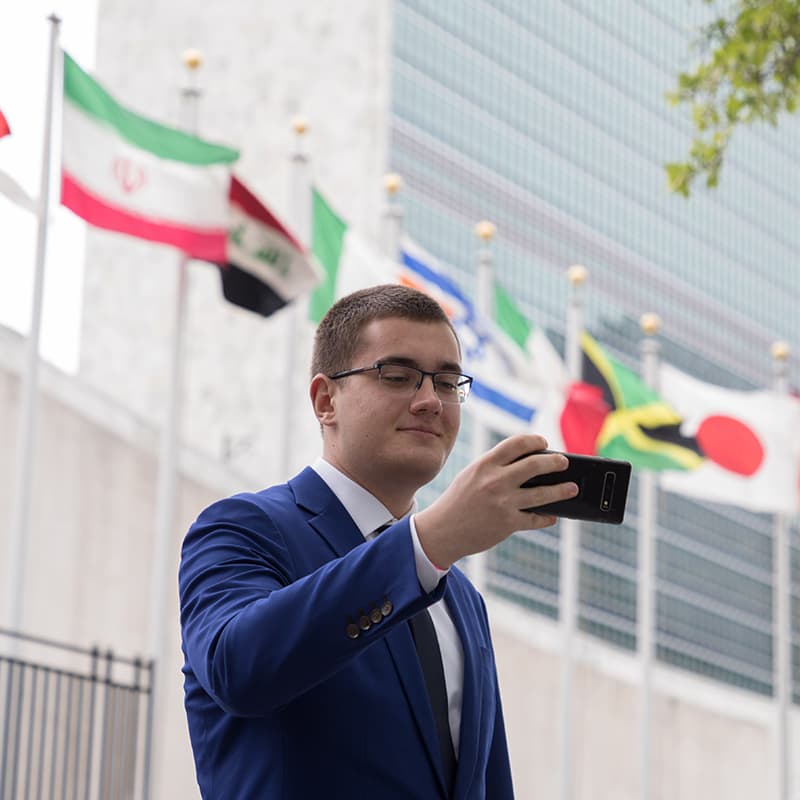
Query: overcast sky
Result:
<box><xmin>0</xmin><ymin>2</ymin><xmax>97</xmax><ymax>373</ymax></box>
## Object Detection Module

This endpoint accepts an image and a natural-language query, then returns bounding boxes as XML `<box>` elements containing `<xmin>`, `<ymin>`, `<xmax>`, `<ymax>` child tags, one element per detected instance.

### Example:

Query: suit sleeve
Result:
<box><xmin>179</xmin><ymin>494</ymin><xmax>445</xmax><ymax>717</ymax></box>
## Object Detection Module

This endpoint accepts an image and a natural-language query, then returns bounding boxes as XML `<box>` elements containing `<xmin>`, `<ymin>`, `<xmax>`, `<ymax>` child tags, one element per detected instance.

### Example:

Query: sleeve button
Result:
<box><xmin>346</xmin><ymin>623</ymin><xmax>360</xmax><ymax>639</ymax></box>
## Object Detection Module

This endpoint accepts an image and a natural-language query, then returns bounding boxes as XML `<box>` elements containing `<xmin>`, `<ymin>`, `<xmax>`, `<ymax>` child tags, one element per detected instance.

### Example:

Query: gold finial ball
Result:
<box><xmin>475</xmin><ymin>220</ymin><xmax>496</xmax><ymax>241</ymax></box>
<box><xmin>567</xmin><ymin>264</ymin><xmax>588</xmax><ymax>285</ymax></box>
<box><xmin>771</xmin><ymin>340</ymin><xmax>791</xmax><ymax>361</ymax></box>
<box><xmin>292</xmin><ymin>115</ymin><xmax>309</xmax><ymax>135</ymax></box>
<box><xmin>182</xmin><ymin>49</ymin><xmax>203</xmax><ymax>71</ymax></box>
<box><xmin>384</xmin><ymin>173</ymin><xmax>403</xmax><ymax>195</ymax></box>
<box><xmin>640</xmin><ymin>312</ymin><xmax>661</xmax><ymax>336</ymax></box>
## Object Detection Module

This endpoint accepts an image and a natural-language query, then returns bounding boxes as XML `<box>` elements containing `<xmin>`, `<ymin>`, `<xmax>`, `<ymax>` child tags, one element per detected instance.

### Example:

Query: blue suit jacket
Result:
<box><xmin>179</xmin><ymin>467</ymin><xmax>514</xmax><ymax>799</ymax></box>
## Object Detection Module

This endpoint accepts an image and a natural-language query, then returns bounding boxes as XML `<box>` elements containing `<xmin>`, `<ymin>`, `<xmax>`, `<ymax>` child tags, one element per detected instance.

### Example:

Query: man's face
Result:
<box><xmin>319</xmin><ymin>317</ymin><xmax>462</xmax><ymax>502</ymax></box>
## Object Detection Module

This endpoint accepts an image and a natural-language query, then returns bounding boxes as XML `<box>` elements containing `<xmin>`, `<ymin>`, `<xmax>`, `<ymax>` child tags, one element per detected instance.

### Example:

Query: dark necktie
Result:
<box><xmin>409</xmin><ymin>608</ymin><xmax>457</xmax><ymax>797</ymax></box>
<box><xmin>371</xmin><ymin>523</ymin><xmax>457</xmax><ymax>795</ymax></box>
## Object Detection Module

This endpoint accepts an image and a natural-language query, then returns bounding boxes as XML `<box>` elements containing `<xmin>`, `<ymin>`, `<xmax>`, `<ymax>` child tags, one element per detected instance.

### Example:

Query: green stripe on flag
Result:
<box><xmin>63</xmin><ymin>53</ymin><xmax>239</xmax><ymax>166</ymax></box>
<box><xmin>309</xmin><ymin>188</ymin><xmax>347</xmax><ymax>323</ymax></box>
<box><xmin>494</xmin><ymin>284</ymin><xmax>531</xmax><ymax>351</ymax></box>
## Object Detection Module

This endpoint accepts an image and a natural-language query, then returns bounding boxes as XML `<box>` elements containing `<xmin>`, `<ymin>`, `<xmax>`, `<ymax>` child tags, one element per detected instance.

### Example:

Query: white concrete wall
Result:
<box><xmin>3</xmin><ymin>326</ymin><xmax>799</xmax><ymax>799</ymax></box>
<box><xmin>77</xmin><ymin>0</ymin><xmax>394</xmax><ymax>484</ymax></box>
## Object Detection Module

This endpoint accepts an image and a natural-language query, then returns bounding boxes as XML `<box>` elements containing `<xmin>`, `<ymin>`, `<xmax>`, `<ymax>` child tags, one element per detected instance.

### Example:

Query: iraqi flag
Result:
<box><xmin>220</xmin><ymin>176</ymin><xmax>320</xmax><ymax>317</ymax></box>
<box><xmin>61</xmin><ymin>52</ymin><xmax>238</xmax><ymax>261</ymax></box>
<box><xmin>658</xmin><ymin>363</ymin><xmax>800</xmax><ymax>514</ymax></box>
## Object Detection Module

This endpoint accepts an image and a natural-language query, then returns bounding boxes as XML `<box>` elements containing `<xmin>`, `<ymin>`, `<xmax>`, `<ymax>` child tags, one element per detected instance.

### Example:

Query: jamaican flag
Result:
<box><xmin>560</xmin><ymin>332</ymin><xmax>704</xmax><ymax>471</ymax></box>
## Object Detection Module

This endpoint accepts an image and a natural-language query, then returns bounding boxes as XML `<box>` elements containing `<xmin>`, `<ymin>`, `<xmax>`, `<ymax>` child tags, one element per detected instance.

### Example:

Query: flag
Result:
<box><xmin>61</xmin><ymin>52</ymin><xmax>239</xmax><ymax>261</ymax></box>
<box><xmin>564</xmin><ymin>332</ymin><xmax>704</xmax><ymax>470</ymax></box>
<box><xmin>0</xmin><ymin>109</ymin><xmax>38</xmax><ymax>214</ymax></box>
<box><xmin>219</xmin><ymin>176</ymin><xmax>319</xmax><ymax>316</ymax></box>
<box><xmin>400</xmin><ymin>238</ymin><xmax>566</xmax><ymax>436</ymax></box>
<box><xmin>309</xmin><ymin>187</ymin><xmax>390</xmax><ymax>323</ymax></box>
<box><xmin>658</xmin><ymin>364</ymin><xmax>800</xmax><ymax>513</ymax></box>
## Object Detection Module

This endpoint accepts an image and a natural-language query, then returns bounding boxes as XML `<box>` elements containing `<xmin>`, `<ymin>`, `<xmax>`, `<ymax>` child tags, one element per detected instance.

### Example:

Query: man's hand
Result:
<box><xmin>414</xmin><ymin>434</ymin><xmax>578</xmax><ymax>570</ymax></box>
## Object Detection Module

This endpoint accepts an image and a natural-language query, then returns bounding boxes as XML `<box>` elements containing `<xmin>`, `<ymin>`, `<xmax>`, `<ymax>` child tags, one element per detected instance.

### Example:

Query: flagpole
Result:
<box><xmin>637</xmin><ymin>312</ymin><xmax>661</xmax><ymax>800</ymax></box>
<box><xmin>277</xmin><ymin>115</ymin><xmax>311</xmax><ymax>482</ymax></box>
<box><xmin>771</xmin><ymin>340</ymin><xmax>791</xmax><ymax>800</ymax></box>
<box><xmin>559</xmin><ymin>263</ymin><xmax>587</xmax><ymax>800</ymax></box>
<box><xmin>146</xmin><ymin>48</ymin><xmax>203</xmax><ymax>800</ymax></box>
<box><xmin>5</xmin><ymin>13</ymin><xmax>61</xmax><ymax>632</ymax></box>
<box><xmin>470</xmin><ymin>220</ymin><xmax>496</xmax><ymax>597</ymax></box>
<box><xmin>382</xmin><ymin>172</ymin><xmax>403</xmax><ymax>263</ymax></box>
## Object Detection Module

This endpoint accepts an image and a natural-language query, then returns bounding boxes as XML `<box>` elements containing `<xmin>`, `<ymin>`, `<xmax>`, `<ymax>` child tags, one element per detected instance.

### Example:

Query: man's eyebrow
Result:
<box><xmin>379</xmin><ymin>355</ymin><xmax>464</xmax><ymax>372</ymax></box>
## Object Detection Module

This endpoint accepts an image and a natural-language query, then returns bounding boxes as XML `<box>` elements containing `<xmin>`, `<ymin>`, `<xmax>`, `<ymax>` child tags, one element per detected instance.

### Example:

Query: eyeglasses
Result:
<box><xmin>328</xmin><ymin>361</ymin><xmax>473</xmax><ymax>404</ymax></box>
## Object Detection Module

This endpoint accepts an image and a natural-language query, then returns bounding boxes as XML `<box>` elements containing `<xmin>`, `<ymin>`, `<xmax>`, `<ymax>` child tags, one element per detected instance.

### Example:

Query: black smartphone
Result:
<box><xmin>519</xmin><ymin>451</ymin><xmax>632</xmax><ymax>524</ymax></box>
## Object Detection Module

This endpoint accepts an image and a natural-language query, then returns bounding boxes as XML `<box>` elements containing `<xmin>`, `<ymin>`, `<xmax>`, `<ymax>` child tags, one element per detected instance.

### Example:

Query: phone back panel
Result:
<box><xmin>520</xmin><ymin>453</ymin><xmax>632</xmax><ymax>524</ymax></box>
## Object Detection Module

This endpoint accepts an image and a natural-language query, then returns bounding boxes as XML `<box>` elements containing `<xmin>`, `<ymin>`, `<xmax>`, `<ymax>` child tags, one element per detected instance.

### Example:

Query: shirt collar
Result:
<box><xmin>311</xmin><ymin>457</ymin><xmax>416</xmax><ymax>540</ymax></box>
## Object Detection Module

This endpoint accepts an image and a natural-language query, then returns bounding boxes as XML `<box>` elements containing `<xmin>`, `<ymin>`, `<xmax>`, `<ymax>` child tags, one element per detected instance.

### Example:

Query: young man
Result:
<box><xmin>179</xmin><ymin>284</ymin><xmax>577</xmax><ymax>799</ymax></box>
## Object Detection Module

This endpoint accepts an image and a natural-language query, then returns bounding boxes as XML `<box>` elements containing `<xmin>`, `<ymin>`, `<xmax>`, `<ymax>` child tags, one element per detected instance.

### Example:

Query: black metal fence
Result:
<box><xmin>0</xmin><ymin>629</ymin><xmax>154</xmax><ymax>800</ymax></box>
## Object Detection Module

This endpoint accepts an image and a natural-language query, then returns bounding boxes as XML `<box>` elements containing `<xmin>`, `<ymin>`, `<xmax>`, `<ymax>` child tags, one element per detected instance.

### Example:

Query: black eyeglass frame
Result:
<box><xmin>327</xmin><ymin>361</ymin><xmax>474</xmax><ymax>404</ymax></box>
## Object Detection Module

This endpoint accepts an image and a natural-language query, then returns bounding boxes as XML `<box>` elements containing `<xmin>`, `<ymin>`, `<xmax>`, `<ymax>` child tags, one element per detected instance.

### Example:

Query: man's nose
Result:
<box><xmin>411</xmin><ymin>374</ymin><xmax>442</xmax><ymax>410</ymax></box>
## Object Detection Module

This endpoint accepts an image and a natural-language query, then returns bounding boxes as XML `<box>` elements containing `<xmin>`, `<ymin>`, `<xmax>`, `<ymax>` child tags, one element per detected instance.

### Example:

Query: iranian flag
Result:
<box><xmin>61</xmin><ymin>52</ymin><xmax>239</xmax><ymax>261</ymax></box>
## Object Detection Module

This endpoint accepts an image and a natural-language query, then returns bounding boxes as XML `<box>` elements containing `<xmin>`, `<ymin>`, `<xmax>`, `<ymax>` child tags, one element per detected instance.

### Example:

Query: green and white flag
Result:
<box><xmin>308</xmin><ymin>187</ymin><xmax>393</xmax><ymax>322</ymax></box>
<box><xmin>61</xmin><ymin>52</ymin><xmax>239</xmax><ymax>261</ymax></box>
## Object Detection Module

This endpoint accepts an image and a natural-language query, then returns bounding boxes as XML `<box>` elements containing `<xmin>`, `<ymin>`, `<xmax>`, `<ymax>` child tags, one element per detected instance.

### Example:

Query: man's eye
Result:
<box><xmin>437</xmin><ymin>380</ymin><xmax>458</xmax><ymax>393</ymax></box>
<box><xmin>381</xmin><ymin>371</ymin><xmax>413</xmax><ymax>384</ymax></box>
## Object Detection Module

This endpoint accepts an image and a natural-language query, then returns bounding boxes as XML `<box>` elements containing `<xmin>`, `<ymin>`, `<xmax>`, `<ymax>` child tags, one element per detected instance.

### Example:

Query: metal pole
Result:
<box><xmin>771</xmin><ymin>340</ymin><xmax>791</xmax><ymax>800</ymax></box>
<box><xmin>637</xmin><ymin>312</ymin><xmax>661</xmax><ymax>800</ymax></box>
<box><xmin>276</xmin><ymin>115</ymin><xmax>311</xmax><ymax>482</ymax></box>
<box><xmin>146</xmin><ymin>47</ymin><xmax>203</xmax><ymax>800</ymax></box>
<box><xmin>381</xmin><ymin>172</ymin><xmax>403</xmax><ymax>263</ymax></box>
<box><xmin>470</xmin><ymin>220</ymin><xmax>496</xmax><ymax>597</ymax></box>
<box><xmin>559</xmin><ymin>263</ymin><xmax>587</xmax><ymax>800</ymax></box>
<box><xmin>5</xmin><ymin>13</ymin><xmax>61</xmax><ymax>632</ymax></box>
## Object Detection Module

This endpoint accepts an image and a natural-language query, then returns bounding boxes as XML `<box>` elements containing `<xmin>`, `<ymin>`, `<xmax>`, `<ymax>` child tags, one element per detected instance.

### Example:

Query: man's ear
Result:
<box><xmin>310</xmin><ymin>373</ymin><xmax>337</xmax><ymax>428</ymax></box>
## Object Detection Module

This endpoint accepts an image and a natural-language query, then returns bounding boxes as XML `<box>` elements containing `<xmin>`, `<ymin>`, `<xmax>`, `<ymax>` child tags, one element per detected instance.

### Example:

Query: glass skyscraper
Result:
<box><xmin>389</xmin><ymin>0</ymin><xmax>799</xmax><ymax>700</ymax></box>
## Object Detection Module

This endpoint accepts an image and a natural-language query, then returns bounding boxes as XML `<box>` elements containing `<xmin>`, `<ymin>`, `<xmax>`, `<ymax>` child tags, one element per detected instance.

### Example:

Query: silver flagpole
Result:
<box><xmin>277</xmin><ymin>115</ymin><xmax>311</xmax><ymax>483</ymax></box>
<box><xmin>559</xmin><ymin>263</ymin><xmax>587</xmax><ymax>800</ymax></box>
<box><xmin>771</xmin><ymin>340</ymin><xmax>791</xmax><ymax>800</ymax></box>
<box><xmin>381</xmin><ymin>172</ymin><xmax>403</xmax><ymax>263</ymax></box>
<box><xmin>470</xmin><ymin>220</ymin><xmax>496</xmax><ymax>597</ymax></box>
<box><xmin>5</xmin><ymin>13</ymin><xmax>61</xmax><ymax>632</ymax></box>
<box><xmin>146</xmin><ymin>47</ymin><xmax>203</xmax><ymax>800</ymax></box>
<box><xmin>637</xmin><ymin>312</ymin><xmax>661</xmax><ymax>800</ymax></box>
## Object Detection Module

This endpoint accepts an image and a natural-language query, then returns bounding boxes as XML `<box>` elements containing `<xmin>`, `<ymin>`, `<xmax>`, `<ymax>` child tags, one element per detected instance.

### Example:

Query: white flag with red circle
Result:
<box><xmin>658</xmin><ymin>363</ymin><xmax>800</xmax><ymax>514</ymax></box>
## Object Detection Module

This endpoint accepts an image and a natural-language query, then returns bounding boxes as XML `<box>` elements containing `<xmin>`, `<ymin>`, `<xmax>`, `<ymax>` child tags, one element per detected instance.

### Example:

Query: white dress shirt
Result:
<box><xmin>311</xmin><ymin>457</ymin><xmax>464</xmax><ymax>753</ymax></box>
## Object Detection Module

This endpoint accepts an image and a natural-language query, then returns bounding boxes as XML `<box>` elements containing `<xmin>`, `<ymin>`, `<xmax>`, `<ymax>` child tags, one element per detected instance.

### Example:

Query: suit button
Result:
<box><xmin>370</xmin><ymin>608</ymin><xmax>383</xmax><ymax>624</ymax></box>
<box><xmin>358</xmin><ymin>614</ymin><xmax>371</xmax><ymax>631</ymax></box>
<box><xmin>346</xmin><ymin>623</ymin><xmax>360</xmax><ymax>639</ymax></box>
<box><xmin>381</xmin><ymin>599</ymin><xmax>393</xmax><ymax>617</ymax></box>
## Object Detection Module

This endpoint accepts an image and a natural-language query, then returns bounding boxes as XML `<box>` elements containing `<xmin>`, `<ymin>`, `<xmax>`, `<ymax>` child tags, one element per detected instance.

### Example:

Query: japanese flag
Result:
<box><xmin>658</xmin><ymin>363</ymin><xmax>800</xmax><ymax>514</ymax></box>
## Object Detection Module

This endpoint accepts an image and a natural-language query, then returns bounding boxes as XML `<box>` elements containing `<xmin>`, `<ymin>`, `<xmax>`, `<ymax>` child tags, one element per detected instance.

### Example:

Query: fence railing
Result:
<box><xmin>0</xmin><ymin>628</ymin><xmax>154</xmax><ymax>800</ymax></box>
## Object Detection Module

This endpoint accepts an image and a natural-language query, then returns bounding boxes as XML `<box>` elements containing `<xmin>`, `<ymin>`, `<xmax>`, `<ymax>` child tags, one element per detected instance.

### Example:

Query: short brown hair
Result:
<box><xmin>311</xmin><ymin>284</ymin><xmax>458</xmax><ymax>377</ymax></box>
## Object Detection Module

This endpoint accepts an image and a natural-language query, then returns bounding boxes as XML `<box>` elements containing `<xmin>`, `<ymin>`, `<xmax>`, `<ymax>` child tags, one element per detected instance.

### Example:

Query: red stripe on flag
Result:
<box><xmin>0</xmin><ymin>110</ymin><xmax>10</xmax><ymax>138</ymax></box>
<box><xmin>61</xmin><ymin>172</ymin><xmax>227</xmax><ymax>261</ymax></box>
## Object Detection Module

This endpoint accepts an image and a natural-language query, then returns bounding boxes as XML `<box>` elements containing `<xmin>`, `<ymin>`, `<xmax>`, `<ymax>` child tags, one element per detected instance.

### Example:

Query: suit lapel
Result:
<box><xmin>384</xmin><ymin>624</ymin><xmax>449</xmax><ymax>796</ymax></box>
<box><xmin>289</xmin><ymin>467</ymin><xmax>365</xmax><ymax>556</ymax></box>
<box><xmin>444</xmin><ymin>574</ymin><xmax>486</xmax><ymax>798</ymax></box>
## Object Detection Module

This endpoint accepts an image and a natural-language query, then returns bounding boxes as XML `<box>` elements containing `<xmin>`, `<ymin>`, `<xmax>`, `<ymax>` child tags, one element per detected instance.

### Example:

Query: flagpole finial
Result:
<box><xmin>475</xmin><ymin>220</ymin><xmax>496</xmax><ymax>241</ymax></box>
<box><xmin>182</xmin><ymin>48</ymin><xmax>203</xmax><ymax>71</ymax></box>
<box><xmin>566</xmin><ymin>264</ymin><xmax>588</xmax><ymax>285</ymax></box>
<box><xmin>640</xmin><ymin>312</ymin><xmax>661</xmax><ymax>336</ymax></box>
<box><xmin>771</xmin><ymin>340</ymin><xmax>790</xmax><ymax>362</ymax></box>
<box><xmin>292</xmin><ymin>115</ymin><xmax>309</xmax><ymax>136</ymax></box>
<box><xmin>384</xmin><ymin>173</ymin><xmax>403</xmax><ymax>195</ymax></box>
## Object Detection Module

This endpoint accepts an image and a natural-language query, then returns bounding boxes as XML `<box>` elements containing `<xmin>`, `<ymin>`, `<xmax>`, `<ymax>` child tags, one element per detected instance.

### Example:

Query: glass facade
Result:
<box><xmin>390</xmin><ymin>0</ymin><xmax>800</xmax><ymax>700</ymax></box>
